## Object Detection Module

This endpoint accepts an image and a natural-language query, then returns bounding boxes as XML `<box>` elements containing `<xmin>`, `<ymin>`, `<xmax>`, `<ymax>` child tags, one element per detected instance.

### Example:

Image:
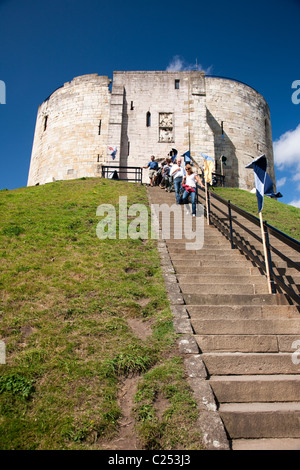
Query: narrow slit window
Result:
<box><xmin>175</xmin><ymin>79</ymin><xmax>180</xmax><ymax>90</ymax></box>
<box><xmin>44</xmin><ymin>115</ymin><xmax>48</xmax><ymax>131</ymax></box>
<box><xmin>130</xmin><ymin>101</ymin><xmax>134</xmax><ymax>110</ymax></box>
<box><xmin>98</xmin><ymin>120</ymin><xmax>102</xmax><ymax>135</ymax></box>
<box><xmin>128</xmin><ymin>141</ymin><xmax>130</xmax><ymax>156</ymax></box>
<box><xmin>146</xmin><ymin>111</ymin><xmax>151</xmax><ymax>127</ymax></box>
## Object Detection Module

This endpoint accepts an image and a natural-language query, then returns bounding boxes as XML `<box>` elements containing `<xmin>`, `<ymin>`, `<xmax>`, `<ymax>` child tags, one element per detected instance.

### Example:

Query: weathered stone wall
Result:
<box><xmin>28</xmin><ymin>71</ymin><xmax>275</xmax><ymax>190</ymax></box>
<box><xmin>205</xmin><ymin>77</ymin><xmax>274</xmax><ymax>189</ymax></box>
<box><xmin>27</xmin><ymin>74</ymin><xmax>111</xmax><ymax>186</ymax></box>
<box><xmin>112</xmin><ymin>71</ymin><xmax>214</xmax><ymax>182</ymax></box>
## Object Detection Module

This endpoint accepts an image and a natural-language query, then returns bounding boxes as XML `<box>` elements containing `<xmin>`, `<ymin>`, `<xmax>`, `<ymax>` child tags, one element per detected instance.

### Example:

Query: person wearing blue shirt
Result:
<box><xmin>142</xmin><ymin>155</ymin><xmax>159</xmax><ymax>186</ymax></box>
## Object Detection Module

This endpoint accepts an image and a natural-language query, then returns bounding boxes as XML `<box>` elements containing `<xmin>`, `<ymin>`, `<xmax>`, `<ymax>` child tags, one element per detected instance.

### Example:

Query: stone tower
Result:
<box><xmin>28</xmin><ymin>71</ymin><xmax>275</xmax><ymax>189</ymax></box>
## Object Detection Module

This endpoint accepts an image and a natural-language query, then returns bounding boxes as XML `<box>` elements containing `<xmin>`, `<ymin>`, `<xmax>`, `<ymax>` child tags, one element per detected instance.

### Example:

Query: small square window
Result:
<box><xmin>175</xmin><ymin>79</ymin><xmax>180</xmax><ymax>90</ymax></box>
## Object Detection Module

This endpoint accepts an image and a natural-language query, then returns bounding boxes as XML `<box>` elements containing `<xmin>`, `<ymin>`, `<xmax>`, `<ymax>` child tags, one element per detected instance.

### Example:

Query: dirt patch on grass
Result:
<box><xmin>135</xmin><ymin>297</ymin><xmax>150</xmax><ymax>308</ymax></box>
<box><xmin>154</xmin><ymin>393</ymin><xmax>170</xmax><ymax>421</ymax></box>
<box><xmin>127</xmin><ymin>318</ymin><xmax>153</xmax><ymax>340</ymax></box>
<box><xmin>101</xmin><ymin>375</ymin><xmax>140</xmax><ymax>450</ymax></box>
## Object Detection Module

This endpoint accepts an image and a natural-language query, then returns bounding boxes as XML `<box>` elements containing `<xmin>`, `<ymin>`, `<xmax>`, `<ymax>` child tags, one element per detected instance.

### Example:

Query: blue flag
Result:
<box><xmin>181</xmin><ymin>150</ymin><xmax>192</xmax><ymax>164</ymax></box>
<box><xmin>245</xmin><ymin>154</ymin><xmax>282</xmax><ymax>212</ymax></box>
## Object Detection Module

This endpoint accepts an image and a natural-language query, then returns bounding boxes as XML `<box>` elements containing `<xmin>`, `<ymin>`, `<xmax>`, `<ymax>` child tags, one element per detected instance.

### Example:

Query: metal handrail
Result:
<box><xmin>197</xmin><ymin>185</ymin><xmax>300</xmax><ymax>304</ymax></box>
<box><xmin>101</xmin><ymin>165</ymin><xmax>143</xmax><ymax>184</ymax></box>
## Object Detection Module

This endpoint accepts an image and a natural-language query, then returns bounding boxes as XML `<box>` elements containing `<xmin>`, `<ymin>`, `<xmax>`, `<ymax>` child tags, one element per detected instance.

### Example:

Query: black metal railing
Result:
<box><xmin>197</xmin><ymin>186</ymin><xmax>300</xmax><ymax>305</ymax></box>
<box><xmin>211</xmin><ymin>172</ymin><xmax>225</xmax><ymax>187</ymax></box>
<box><xmin>101</xmin><ymin>166</ymin><xmax>143</xmax><ymax>184</ymax></box>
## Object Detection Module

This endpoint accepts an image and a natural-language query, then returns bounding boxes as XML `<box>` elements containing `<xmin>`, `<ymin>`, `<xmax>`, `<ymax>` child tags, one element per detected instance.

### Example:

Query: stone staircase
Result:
<box><xmin>148</xmin><ymin>186</ymin><xmax>300</xmax><ymax>450</ymax></box>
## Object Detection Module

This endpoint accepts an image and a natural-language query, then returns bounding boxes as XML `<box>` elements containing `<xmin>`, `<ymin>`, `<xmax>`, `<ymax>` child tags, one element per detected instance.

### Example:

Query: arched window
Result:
<box><xmin>146</xmin><ymin>111</ymin><xmax>151</xmax><ymax>127</ymax></box>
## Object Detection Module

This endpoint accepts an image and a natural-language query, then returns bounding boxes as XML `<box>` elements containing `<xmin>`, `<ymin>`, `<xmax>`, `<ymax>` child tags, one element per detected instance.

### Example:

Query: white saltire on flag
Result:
<box><xmin>245</xmin><ymin>154</ymin><xmax>282</xmax><ymax>212</ymax></box>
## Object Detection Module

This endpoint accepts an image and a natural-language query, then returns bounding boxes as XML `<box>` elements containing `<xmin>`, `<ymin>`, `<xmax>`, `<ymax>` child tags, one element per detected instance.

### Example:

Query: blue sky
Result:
<box><xmin>0</xmin><ymin>0</ymin><xmax>299</xmax><ymax>208</ymax></box>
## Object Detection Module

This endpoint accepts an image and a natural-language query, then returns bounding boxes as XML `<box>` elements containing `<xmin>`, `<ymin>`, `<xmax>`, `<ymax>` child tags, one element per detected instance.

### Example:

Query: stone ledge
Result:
<box><xmin>197</xmin><ymin>411</ymin><xmax>230</xmax><ymax>450</ymax></box>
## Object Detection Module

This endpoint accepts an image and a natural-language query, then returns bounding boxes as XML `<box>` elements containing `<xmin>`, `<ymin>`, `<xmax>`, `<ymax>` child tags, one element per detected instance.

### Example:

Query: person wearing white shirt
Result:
<box><xmin>170</xmin><ymin>158</ymin><xmax>186</xmax><ymax>204</ymax></box>
<box><xmin>182</xmin><ymin>165</ymin><xmax>204</xmax><ymax>216</ymax></box>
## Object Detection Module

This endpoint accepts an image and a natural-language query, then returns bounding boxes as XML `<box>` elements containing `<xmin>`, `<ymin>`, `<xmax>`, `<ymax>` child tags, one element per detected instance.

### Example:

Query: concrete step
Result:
<box><xmin>232</xmin><ymin>438</ymin><xmax>300</xmax><ymax>450</ymax></box>
<box><xmin>209</xmin><ymin>375</ymin><xmax>300</xmax><ymax>403</ymax></box>
<box><xmin>183</xmin><ymin>293</ymin><xmax>288</xmax><ymax>305</ymax></box>
<box><xmin>219</xmin><ymin>402</ymin><xmax>300</xmax><ymax>438</ymax></box>
<box><xmin>201</xmin><ymin>352</ymin><xmax>300</xmax><ymax>375</ymax></box>
<box><xmin>180</xmin><ymin>283</ymin><xmax>268</xmax><ymax>295</ymax></box>
<box><xmin>186</xmin><ymin>304</ymin><xmax>300</xmax><ymax>319</ymax></box>
<box><xmin>191</xmin><ymin>318</ymin><xmax>300</xmax><ymax>335</ymax></box>
<box><xmin>194</xmin><ymin>334</ymin><xmax>300</xmax><ymax>353</ymax></box>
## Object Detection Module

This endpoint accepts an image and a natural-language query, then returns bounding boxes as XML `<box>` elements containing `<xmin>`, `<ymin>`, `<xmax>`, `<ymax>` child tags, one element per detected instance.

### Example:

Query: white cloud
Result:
<box><xmin>288</xmin><ymin>199</ymin><xmax>300</xmax><ymax>208</ymax></box>
<box><xmin>273</xmin><ymin>124</ymin><xmax>300</xmax><ymax>170</ymax></box>
<box><xmin>166</xmin><ymin>55</ymin><xmax>213</xmax><ymax>74</ymax></box>
<box><xmin>276</xmin><ymin>176</ymin><xmax>287</xmax><ymax>188</ymax></box>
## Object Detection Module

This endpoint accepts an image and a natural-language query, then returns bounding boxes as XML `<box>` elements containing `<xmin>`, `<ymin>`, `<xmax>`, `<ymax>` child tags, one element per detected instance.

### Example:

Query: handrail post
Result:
<box><xmin>205</xmin><ymin>182</ymin><xmax>211</xmax><ymax>225</ymax></box>
<box><xmin>228</xmin><ymin>200</ymin><xmax>235</xmax><ymax>249</ymax></box>
<box><xmin>259</xmin><ymin>212</ymin><xmax>275</xmax><ymax>294</ymax></box>
<box><xmin>264</xmin><ymin>222</ymin><xmax>276</xmax><ymax>294</ymax></box>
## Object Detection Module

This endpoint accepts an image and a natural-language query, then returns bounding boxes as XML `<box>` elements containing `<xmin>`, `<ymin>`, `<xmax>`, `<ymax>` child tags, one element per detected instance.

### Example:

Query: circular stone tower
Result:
<box><xmin>27</xmin><ymin>74</ymin><xmax>111</xmax><ymax>186</ymax></box>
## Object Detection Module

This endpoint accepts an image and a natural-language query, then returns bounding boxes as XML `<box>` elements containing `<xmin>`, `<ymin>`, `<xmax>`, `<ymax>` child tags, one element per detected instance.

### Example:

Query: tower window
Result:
<box><xmin>130</xmin><ymin>101</ymin><xmax>134</xmax><ymax>110</ymax></box>
<box><xmin>98</xmin><ymin>120</ymin><xmax>102</xmax><ymax>135</ymax></box>
<box><xmin>146</xmin><ymin>111</ymin><xmax>151</xmax><ymax>127</ymax></box>
<box><xmin>43</xmin><ymin>115</ymin><xmax>48</xmax><ymax>131</ymax></box>
<box><xmin>175</xmin><ymin>79</ymin><xmax>180</xmax><ymax>90</ymax></box>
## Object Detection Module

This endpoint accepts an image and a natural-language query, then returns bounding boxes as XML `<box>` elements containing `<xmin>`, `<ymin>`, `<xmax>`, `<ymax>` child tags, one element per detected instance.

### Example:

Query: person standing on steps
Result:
<box><xmin>142</xmin><ymin>155</ymin><xmax>159</xmax><ymax>187</ymax></box>
<box><xmin>182</xmin><ymin>164</ymin><xmax>204</xmax><ymax>216</ymax></box>
<box><xmin>170</xmin><ymin>157</ymin><xmax>186</xmax><ymax>204</ymax></box>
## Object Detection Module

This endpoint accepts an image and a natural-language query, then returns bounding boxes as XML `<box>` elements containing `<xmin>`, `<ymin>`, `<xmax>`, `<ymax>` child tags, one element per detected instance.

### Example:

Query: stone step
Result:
<box><xmin>183</xmin><ymin>293</ymin><xmax>288</xmax><ymax>305</ymax></box>
<box><xmin>180</xmin><ymin>283</ymin><xmax>268</xmax><ymax>295</ymax></box>
<box><xmin>177</xmin><ymin>274</ymin><xmax>267</xmax><ymax>285</ymax></box>
<box><xmin>166</xmin><ymin>242</ymin><xmax>230</xmax><ymax>249</ymax></box>
<box><xmin>201</xmin><ymin>352</ymin><xmax>300</xmax><ymax>375</ymax></box>
<box><xmin>195</xmin><ymin>334</ymin><xmax>300</xmax><ymax>353</ymax></box>
<box><xmin>191</xmin><ymin>318</ymin><xmax>300</xmax><ymax>335</ymax></box>
<box><xmin>219</xmin><ymin>402</ymin><xmax>300</xmax><ymax>438</ymax></box>
<box><xmin>167</xmin><ymin>247</ymin><xmax>237</xmax><ymax>255</ymax></box>
<box><xmin>186</xmin><ymin>304</ymin><xmax>300</xmax><ymax>319</ymax></box>
<box><xmin>172</xmin><ymin>259</ymin><xmax>251</xmax><ymax>268</ymax></box>
<box><xmin>232</xmin><ymin>438</ymin><xmax>300</xmax><ymax>450</ymax></box>
<box><xmin>177</xmin><ymin>274</ymin><xmax>300</xmax><ymax>289</ymax></box>
<box><xmin>209</xmin><ymin>375</ymin><xmax>300</xmax><ymax>403</ymax></box>
<box><xmin>177</xmin><ymin>266</ymin><xmax>261</xmax><ymax>276</ymax></box>
<box><xmin>169</xmin><ymin>252</ymin><xmax>246</xmax><ymax>261</ymax></box>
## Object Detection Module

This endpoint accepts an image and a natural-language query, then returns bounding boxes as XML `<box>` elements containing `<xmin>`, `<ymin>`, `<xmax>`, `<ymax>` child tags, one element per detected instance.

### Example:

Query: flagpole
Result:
<box><xmin>259</xmin><ymin>211</ymin><xmax>272</xmax><ymax>294</ymax></box>
<box><xmin>205</xmin><ymin>180</ymin><xmax>210</xmax><ymax>225</ymax></box>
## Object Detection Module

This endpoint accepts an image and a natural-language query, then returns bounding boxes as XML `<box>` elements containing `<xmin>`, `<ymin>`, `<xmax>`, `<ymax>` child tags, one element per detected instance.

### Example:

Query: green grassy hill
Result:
<box><xmin>213</xmin><ymin>187</ymin><xmax>300</xmax><ymax>240</ymax></box>
<box><xmin>1</xmin><ymin>179</ymin><xmax>298</xmax><ymax>450</ymax></box>
<box><xmin>0</xmin><ymin>178</ymin><xmax>201</xmax><ymax>450</ymax></box>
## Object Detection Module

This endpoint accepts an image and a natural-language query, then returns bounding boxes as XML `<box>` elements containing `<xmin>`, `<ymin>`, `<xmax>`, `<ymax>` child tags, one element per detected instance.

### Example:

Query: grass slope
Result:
<box><xmin>0</xmin><ymin>178</ymin><xmax>202</xmax><ymax>450</ymax></box>
<box><xmin>213</xmin><ymin>187</ymin><xmax>300</xmax><ymax>240</ymax></box>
